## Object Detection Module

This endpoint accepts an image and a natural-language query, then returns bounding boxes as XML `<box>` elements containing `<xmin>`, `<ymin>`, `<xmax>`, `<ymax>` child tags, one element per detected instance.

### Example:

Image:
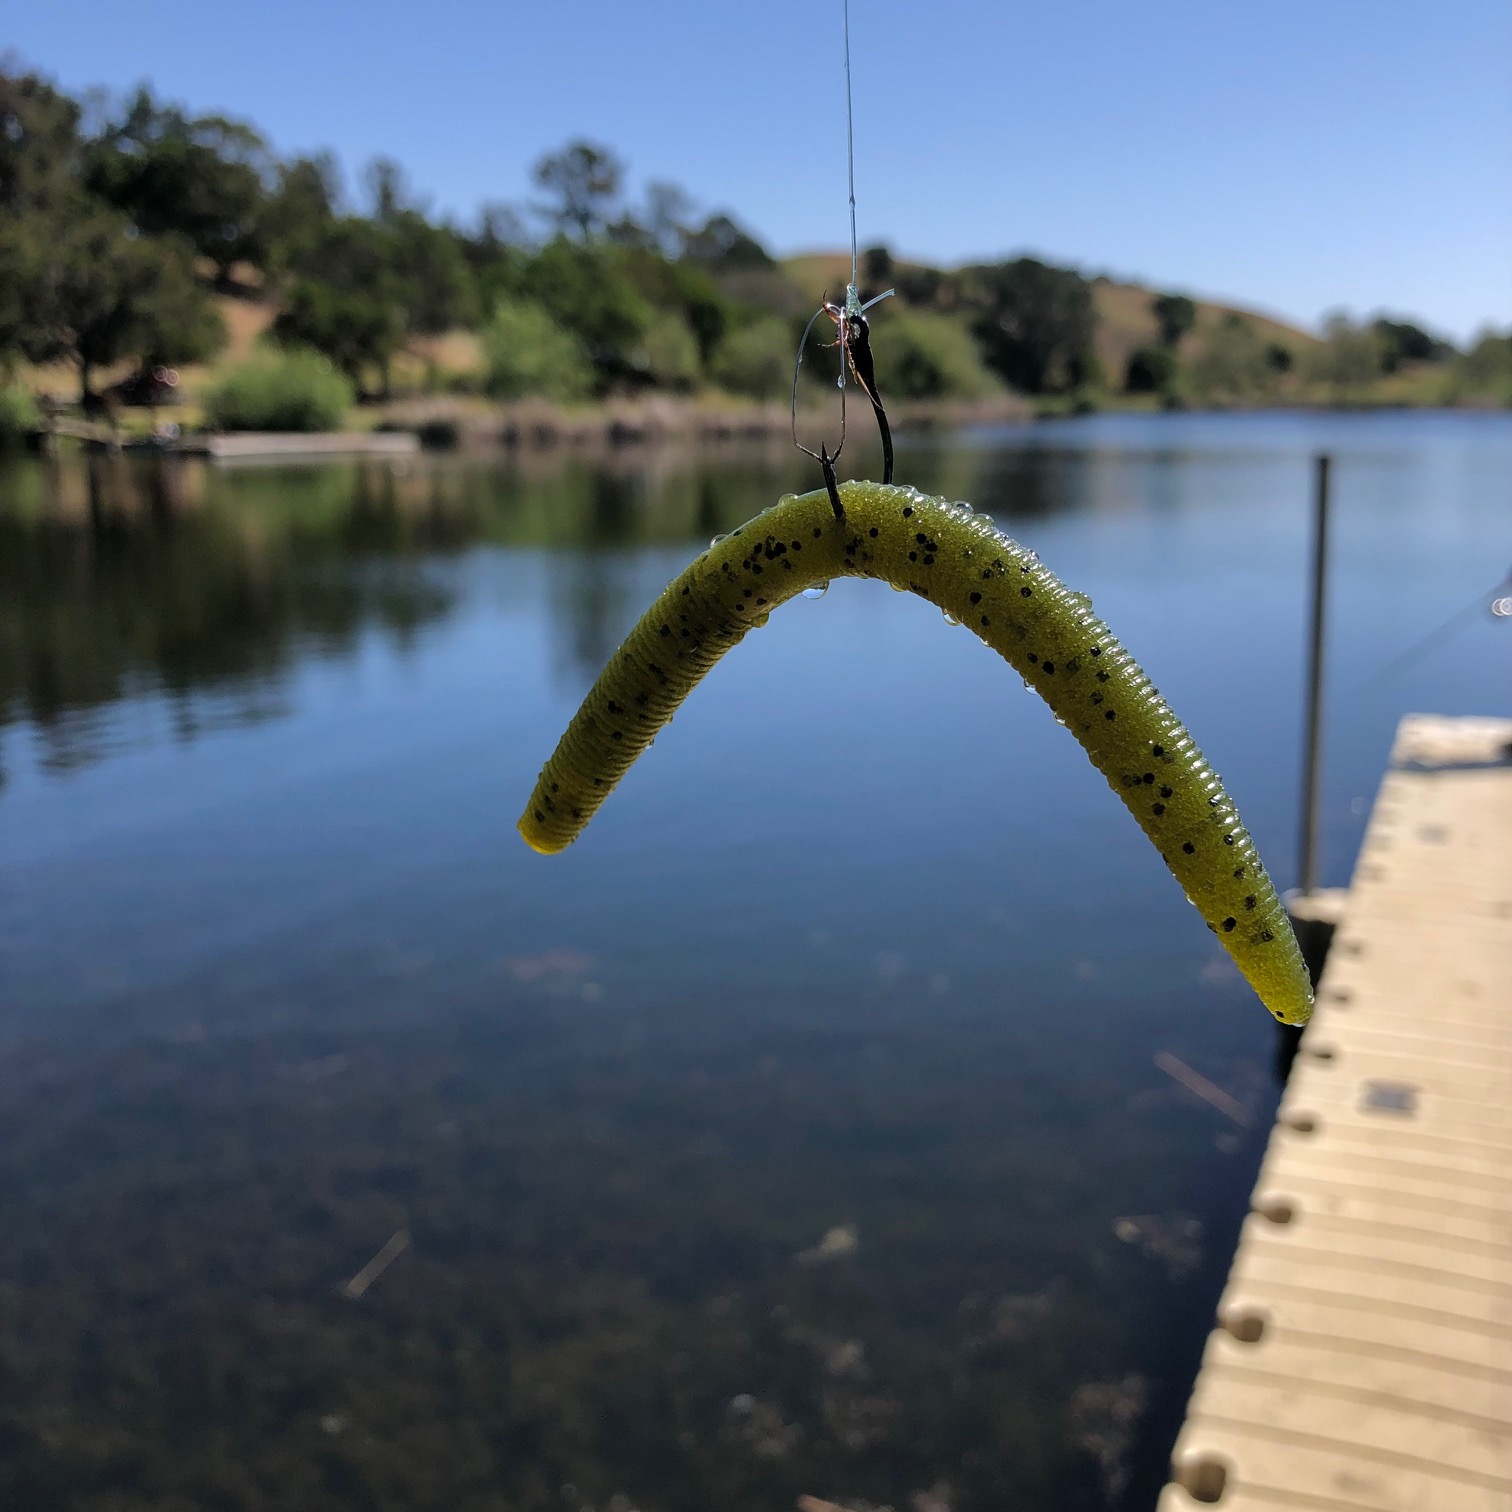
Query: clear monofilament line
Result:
<box><xmin>844</xmin><ymin>0</ymin><xmax>858</xmax><ymax>304</ymax></box>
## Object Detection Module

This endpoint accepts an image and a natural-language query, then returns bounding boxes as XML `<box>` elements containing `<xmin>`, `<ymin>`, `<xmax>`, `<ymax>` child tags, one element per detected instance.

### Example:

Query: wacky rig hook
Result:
<box><xmin>792</xmin><ymin>0</ymin><xmax>897</xmax><ymax>514</ymax></box>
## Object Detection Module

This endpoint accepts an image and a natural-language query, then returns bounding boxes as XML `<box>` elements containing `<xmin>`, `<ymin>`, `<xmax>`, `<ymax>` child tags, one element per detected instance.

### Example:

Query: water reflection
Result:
<box><xmin>0</xmin><ymin>442</ymin><xmax>1081</xmax><ymax>777</ymax></box>
<box><xmin>2</xmin><ymin>416</ymin><xmax>1508</xmax><ymax>1512</ymax></box>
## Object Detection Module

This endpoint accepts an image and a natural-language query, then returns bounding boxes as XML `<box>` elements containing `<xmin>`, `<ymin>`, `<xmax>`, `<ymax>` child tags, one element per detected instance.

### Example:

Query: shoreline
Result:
<box><xmin>23</xmin><ymin>391</ymin><xmax>1511</xmax><ymax>461</ymax></box>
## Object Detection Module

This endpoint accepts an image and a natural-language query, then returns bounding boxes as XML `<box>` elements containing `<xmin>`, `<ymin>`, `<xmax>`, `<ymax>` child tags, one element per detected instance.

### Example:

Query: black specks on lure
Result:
<box><xmin>519</xmin><ymin>481</ymin><xmax>1313</xmax><ymax>1027</ymax></box>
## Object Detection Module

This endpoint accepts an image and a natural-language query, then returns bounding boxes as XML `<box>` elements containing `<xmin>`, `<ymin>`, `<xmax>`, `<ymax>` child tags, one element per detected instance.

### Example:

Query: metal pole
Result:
<box><xmin>1298</xmin><ymin>454</ymin><xmax>1331</xmax><ymax>896</ymax></box>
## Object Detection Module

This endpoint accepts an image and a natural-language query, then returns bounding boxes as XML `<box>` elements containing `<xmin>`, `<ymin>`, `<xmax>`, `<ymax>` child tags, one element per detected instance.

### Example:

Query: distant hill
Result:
<box><xmin>1087</xmin><ymin>276</ymin><xmax>1317</xmax><ymax>381</ymax></box>
<box><xmin>780</xmin><ymin>252</ymin><xmax>1320</xmax><ymax>386</ymax></box>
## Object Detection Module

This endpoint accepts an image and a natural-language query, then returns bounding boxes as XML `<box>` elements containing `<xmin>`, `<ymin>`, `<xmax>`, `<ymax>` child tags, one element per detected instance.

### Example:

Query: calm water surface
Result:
<box><xmin>2</xmin><ymin>413</ymin><xmax>1507</xmax><ymax>1511</ymax></box>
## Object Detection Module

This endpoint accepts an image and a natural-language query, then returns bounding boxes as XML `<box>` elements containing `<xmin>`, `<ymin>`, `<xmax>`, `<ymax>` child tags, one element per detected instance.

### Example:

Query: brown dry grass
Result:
<box><xmin>1091</xmin><ymin>277</ymin><xmax>1316</xmax><ymax>385</ymax></box>
<box><xmin>782</xmin><ymin>252</ymin><xmax>1321</xmax><ymax>391</ymax></box>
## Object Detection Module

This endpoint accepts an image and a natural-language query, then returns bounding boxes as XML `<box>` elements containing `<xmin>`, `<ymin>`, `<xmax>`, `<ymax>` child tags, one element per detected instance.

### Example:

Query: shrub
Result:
<box><xmin>482</xmin><ymin>298</ymin><xmax>593</xmax><ymax>401</ymax></box>
<box><xmin>1455</xmin><ymin>331</ymin><xmax>1512</xmax><ymax>405</ymax></box>
<box><xmin>633</xmin><ymin>310</ymin><xmax>700</xmax><ymax>390</ymax></box>
<box><xmin>710</xmin><ymin>317</ymin><xmax>794</xmax><ymax>400</ymax></box>
<box><xmin>205</xmin><ymin>350</ymin><xmax>353</xmax><ymax>432</ymax></box>
<box><xmin>871</xmin><ymin>310</ymin><xmax>1000</xmax><ymax>400</ymax></box>
<box><xmin>1305</xmin><ymin>313</ymin><xmax>1386</xmax><ymax>397</ymax></box>
<box><xmin>1125</xmin><ymin>346</ymin><xmax>1177</xmax><ymax>394</ymax></box>
<box><xmin>0</xmin><ymin>383</ymin><xmax>40</xmax><ymax>446</ymax></box>
<box><xmin>1190</xmin><ymin>314</ymin><xmax>1271</xmax><ymax>402</ymax></box>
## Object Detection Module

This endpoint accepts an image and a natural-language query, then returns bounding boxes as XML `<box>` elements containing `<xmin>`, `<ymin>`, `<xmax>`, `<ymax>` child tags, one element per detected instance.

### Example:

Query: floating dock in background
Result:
<box><xmin>1160</xmin><ymin>714</ymin><xmax>1512</xmax><ymax>1512</ymax></box>
<box><xmin>184</xmin><ymin>431</ymin><xmax>419</xmax><ymax>462</ymax></box>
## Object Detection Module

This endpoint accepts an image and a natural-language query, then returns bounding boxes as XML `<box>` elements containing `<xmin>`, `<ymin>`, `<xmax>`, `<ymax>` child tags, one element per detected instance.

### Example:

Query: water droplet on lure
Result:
<box><xmin>802</xmin><ymin>582</ymin><xmax>830</xmax><ymax>601</ymax></box>
<box><xmin>709</xmin><ymin>532</ymin><xmax>728</xmax><ymax>548</ymax></box>
<box><xmin>1069</xmin><ymin>590</ymin><xmax>1093</xmax><ymax>612</ymax></box>
<box><xmin>955</xmin><ymin>500</ymin><xmax>974</xmax><ymax>514</ymax></box>
<box><xmin>942</xmin><ymin>610</ymin><xmax>960</xmax><ymax>626</ymax></box>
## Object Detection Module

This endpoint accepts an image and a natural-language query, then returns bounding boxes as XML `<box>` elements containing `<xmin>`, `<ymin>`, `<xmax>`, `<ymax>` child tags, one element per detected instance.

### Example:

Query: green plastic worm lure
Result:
<box><xmin>519</xmin><ymin>481</ymin><xmax>1313</xmax><ymax>1026</ymax></box>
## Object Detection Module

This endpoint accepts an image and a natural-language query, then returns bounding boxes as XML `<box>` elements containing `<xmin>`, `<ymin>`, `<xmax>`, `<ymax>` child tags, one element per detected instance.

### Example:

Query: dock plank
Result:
<box><xmin>1159</xmin><ymin>715</ymin><xmax>1512</xmax><ymax>1512</ymax></box>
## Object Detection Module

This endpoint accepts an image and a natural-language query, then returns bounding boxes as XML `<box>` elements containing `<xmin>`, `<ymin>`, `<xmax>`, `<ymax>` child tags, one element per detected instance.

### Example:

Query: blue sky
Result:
<box><xmin>9</xmin><ymin>0</ymin><xmax>1509</xmax><ymax>340</ymax></box>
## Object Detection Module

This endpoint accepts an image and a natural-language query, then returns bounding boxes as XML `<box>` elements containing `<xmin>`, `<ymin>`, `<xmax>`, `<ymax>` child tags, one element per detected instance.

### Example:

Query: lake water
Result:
<box><xmin>1</xmin><ymin>412</ymin><xmax>1507</xmax><ymax>1512</ymax></box>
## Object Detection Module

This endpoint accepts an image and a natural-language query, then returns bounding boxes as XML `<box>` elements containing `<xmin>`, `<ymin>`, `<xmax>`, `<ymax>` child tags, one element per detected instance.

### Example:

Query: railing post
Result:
<box><xmin>1298</xmin><ymin>454</ymin><xmax>1330</xmax><ymax>897</ymax></box>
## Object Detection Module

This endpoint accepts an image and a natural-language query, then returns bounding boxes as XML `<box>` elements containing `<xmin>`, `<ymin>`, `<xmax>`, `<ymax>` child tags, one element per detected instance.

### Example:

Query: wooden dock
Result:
<box><xmin>185</xmin><ymin>432</ymin><xmax>419</xmax><ymax>462</ymax></box>
<box><xmin>1160</xmin><ymin>713</ymin><xmax>1512</xmax><ymax>1512</ymax></box>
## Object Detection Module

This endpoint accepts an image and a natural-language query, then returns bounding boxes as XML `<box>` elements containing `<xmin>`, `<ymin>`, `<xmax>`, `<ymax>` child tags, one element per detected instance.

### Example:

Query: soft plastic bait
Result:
<box><xmin>519</xmin><ymin>481</ymin><xmax>1313</xmax><ymax>1025</ymax></box>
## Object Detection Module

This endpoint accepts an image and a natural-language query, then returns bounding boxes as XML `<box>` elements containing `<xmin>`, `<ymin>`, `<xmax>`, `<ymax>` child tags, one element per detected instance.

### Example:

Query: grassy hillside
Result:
<box><xmin>781</xmin><ymin>251</ymin><xmax>1320</xmax><ymax>376</ymax></box>
<box><xmin>1087</xmin><ymin>276</ymin><xmax>1317</xmax><ymax>380</ymax></box>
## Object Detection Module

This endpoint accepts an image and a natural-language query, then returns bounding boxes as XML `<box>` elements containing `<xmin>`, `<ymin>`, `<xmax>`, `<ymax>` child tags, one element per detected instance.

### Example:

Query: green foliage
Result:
<box><xmin>1264</xmin><ymin>342</ymin><xmax>1294</xmax><ymax>375</ymax></box>
<box><xmin>871</xmin><ymin>310</ymin><xmax>1001</xmax><ymax>400</ymax></box>
<box><xmin>521</xmin><ymin>238</ymin><xmax>652</xmax><ymax>384</ymax></box>
<box><xmin>1306</xmin><ymin>314</ymin><xmax>1386</xmax><ymax>396</ymax></box>
<box><xmin>85</xmin><ymin>85</ymin><xmax>271</xmax><ymax>280</ymax></box>
<box><xmin>3</xmin><ymin>61</ymin><xmax>1482</xmax><ymax>418</ymax></box>
<box><xmin>4</xmin><ymin>206</ymin><xmax>225</xmax><ymax>397</ymax></box>
<box><xmin>1373</xmin><ymin>316</ymin><xmax>1454</xmax><ymax>373</ymax></box>
<box><xmin>0</xmin><ymin>382</ymin><xmax>39</xmax><ymax>445</ymax></box>
<box><xmin>959</xmin><ymin>258</ymin><xmax>1096</xmax><ymax>394</ymax></box>
<box><xmin>204</xmin><ymin>349</ymin><xmax>354</xmax><ymax>431</ymax></box>
<box><xmin>274</xmin><ymin>277</ymin><xmax>404</xmax><ymax>391</ymax></box>
<box><xmin>1151</xmin><ymin>293</ymin><xmax>1197</xmax><ymax>349</ymax></box>
<box><xmin>261</xmin><ymin>152</ymin><xmax>342</xmax><ymax>271</ymax></box>
<box><xmin>0</xmin><ymin>68</ymin><xmax>84</xmax><ymax>214</ymax></box>
<box><xmin>272</xmin><ymin>218</ymin><xmax>409</xmax><ymax>387</ymax></box>
<box><xmin>709</xmin><ymin>317</ymin><xmax>795</xmax><ymax>400</ymax></box>
<box><xmin>682</xmin><ymin>213</ymin><xmax>774</xmax><ymax>271</ymax></box>
<box><xmin>1124</xmin><ymin>345</ymin><xmax>1177</xmax><ymax>395</ymax></box>
<box><xmin>1453</xmin><ymin>331</ymin><xmax>1512</xmax><ymax>405</ymax></box>
<box><xmin>0</xmin><ymin>68</ymin><xmax>226</xmax><ymax>395</ymax></box>
<box><xmin>1189</xmin><ymin>314</ymin><xmax>1271</xmax><ymax>402</ymax></box>
<box><xmin>384</xmin><ymin>212</ymin><xmax>480</xmax><ymax>334</ymax></box>
<box><xmin>634</xmin><ymin>310</ymin><xmax>701</xmax><ymax>390</ymax></box>
<box><xmin>482</xmin><ymin>298</ymin><xmax>593</xmax><ymax>400</ymax></box>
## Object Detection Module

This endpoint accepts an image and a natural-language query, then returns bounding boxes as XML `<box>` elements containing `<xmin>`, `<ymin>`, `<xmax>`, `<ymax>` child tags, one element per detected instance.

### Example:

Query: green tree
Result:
<box><xmin>871</xmin><ymin>310</ymin><xmax>1000</xmax><ymax>400</ymax></box>
<box><xmin>0</xmin><ymin>68</ymin><xmax>85</xmax><ymax>363</ymax></box>
<box><xmin>5</xmin><ymin>208</ymin><xmax>224</xmax><ymax>400</ymax></box>
<box><xmin>271</xmin><ymin>219</ymin><xmax>407</xmax><ymax>390</ymax></box>
<box><xmin>1455</xmin><ymin>331</ymin><xmax>1512</xmax><ymax>404</ymax></box>
<box><xmin>1372</xmin><ymin>317</ymin><xmax>1453</xmax><ymax>373</ymax></box>
<box><xmin>1264</xmin><ymin>342</ymin><xmax>1294</xmax><ymax>375</ymax></box>
<box><xmin>383</xmin><ymin>211</ymin><xmax>479</xmax><ymax>334</ymax></box>
<box><xmin>710</xmin><ymin>317</ymin><xmax>795</xmax><ymax>400</ymax></box>
<box><xmin>633</xmin><ymin>310</ymin><xmax>701</xmax><ymax>390</ymax></box>
<box><xmin>960</xmin><ymin>258</ymin><xmax>1096</xmax><ymax>393</ymax></box>
<box><xmin>481</xmin><ymin>298</ymin><xmax>592</xmax><ymax>400</ymax></box>
<box><xmin>1151</xmin><ymin>293</ymin><xmax>1197</xmax><ymax>349</ymax></box>
<box><xmin>0</xmin><ymin>67</ymin><xmax>83</xmax><ymax>214</ymax></box>
<box><xmin>1306</xmin><ymin>313</ymin><xmax>1386</xmax><ymax>398</ymax></box>
<box><xmin>1124</xmin><ymin>345</ymin><xmax>1177</xmax><ymax>395</ymax></box>
<box><xmin>682</xmin><ymin>213</ymin><xmax>773</xmax><ymax>271</ymax></box>
<box><xmin>640</xmin><ymin>180</ymin><xmax>695</xmax><ymax>258</ymax></box>
<box><xmin>532</xmin><ymin>140</ymin><xmax>624</xmax><ymax>241</ymax></box>
<box><xmin>262</xmin><ymin>153</ymin><xmax>342</xmax><ymax>270</ymax></box>
<box><xmin>1189</xmin><ymin>313</ymin><xmax>1269</xmax><ymax>403</ymax></box>
<box><xmin>519</xmin><ymin>238</ymin><xmax>651</xmax><ymax>385</ymax></box>
<box><xmin>86</xmin><ymin>86</ymin><xmax>272</xmax><ymax>283</ymax></box>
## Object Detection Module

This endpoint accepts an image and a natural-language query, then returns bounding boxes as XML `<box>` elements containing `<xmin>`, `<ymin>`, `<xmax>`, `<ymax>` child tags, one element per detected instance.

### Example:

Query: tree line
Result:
<box><xmin>1</xmin><ymin>61</ymin><xmax>1506</xmax><ymax>417</ymax></box>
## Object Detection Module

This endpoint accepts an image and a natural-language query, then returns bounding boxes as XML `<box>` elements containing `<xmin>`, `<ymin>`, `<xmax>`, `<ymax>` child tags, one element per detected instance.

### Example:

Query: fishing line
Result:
<box><xmin>792</xmin><ymin>0</ymin><xmax>896</xmax><ymax>487</ymax></box>
<box><xmin>1367</xmin><ymin>565</ymin><xmax>1512</xmax><ymax>685</ymax></box>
